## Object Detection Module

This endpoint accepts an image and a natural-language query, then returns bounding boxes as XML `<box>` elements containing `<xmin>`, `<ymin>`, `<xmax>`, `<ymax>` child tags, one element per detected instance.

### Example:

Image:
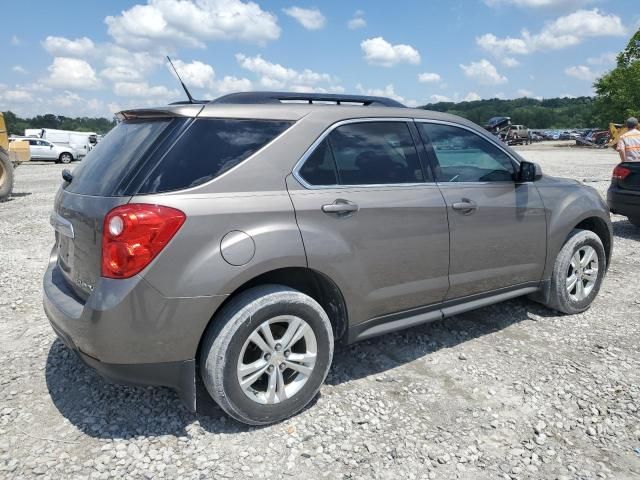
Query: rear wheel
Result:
<box><xmin>0</xmin><ymin>148</ymin><xmax>14</xmax><ymax>202</ymax></box>
<box><xmin>200</xmin><ymin>285</ymin><xmax>334</xmax><ymax>425</ymax></box>
<box><xmin>545</xmin><ymin>229</ymin><xmax>606</xmax><ymax>314</ymax></box>
<box><xmin>59</xmin><ymin>152</ymin><xmax>73</xmax><ymax>164</ymax></box>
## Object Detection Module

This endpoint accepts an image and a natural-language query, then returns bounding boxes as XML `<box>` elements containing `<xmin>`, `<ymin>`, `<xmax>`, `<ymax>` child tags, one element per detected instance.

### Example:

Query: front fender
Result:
<box><xmin>537</xmin><ymin>182</ymin><xmax>612</xmax><ymax>281</ymax></box>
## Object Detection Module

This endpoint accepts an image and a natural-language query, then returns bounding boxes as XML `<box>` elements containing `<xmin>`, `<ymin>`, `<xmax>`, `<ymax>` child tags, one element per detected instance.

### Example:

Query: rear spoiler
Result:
<box><xmin>116</xmin><ymin>104</ymin><xmax>204</xmax><ymax>121</ymax></box>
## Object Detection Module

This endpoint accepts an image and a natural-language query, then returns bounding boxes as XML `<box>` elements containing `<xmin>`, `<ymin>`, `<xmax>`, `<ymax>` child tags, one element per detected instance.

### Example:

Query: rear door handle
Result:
<box><xmin>321</xmin><ymin>199</ymin><xmax>359</xmax><ymax>215</ymax></box>
<box><xmin>452</xmin><ymin>199</ymin><xmax>478</xmax><ymax>214</ymax></box>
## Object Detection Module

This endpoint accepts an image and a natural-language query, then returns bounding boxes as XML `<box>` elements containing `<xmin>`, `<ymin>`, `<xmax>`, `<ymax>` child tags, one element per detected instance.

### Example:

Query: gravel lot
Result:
<box><xmin>1</xmin><ymin>143</ymin><xmax>639</xmax><ymax>479</ymax></box>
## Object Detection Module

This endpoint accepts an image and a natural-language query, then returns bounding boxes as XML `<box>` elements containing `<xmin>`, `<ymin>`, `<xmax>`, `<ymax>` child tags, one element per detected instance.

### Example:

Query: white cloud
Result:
<box><xmin>106</xmin><ymin>0</ymin><xmax>281</xmax><ymax>49</ymax></box>
<box><xmin>168</xmin><ymin>60</ymin><xmax>215</xmax><ymax>89</ymax></box>
<box><xmin>361</xmin><ymin>37</ymin><xmax>421</xmax><ymax>67</ymax></box>
<box><xmin>214</xmin><ymin>76</ymin><xmax>253</xmax><ymax>95</ymax></box>
<box><xmin>516</xmin><ymin>88</ymin><xmax>534</xmax><ymax>97</ymax></box>
<box><xmin>564</xmin><ymin>65</ymin><xmax>598</xmax><ymax>81</ymax></box>
<box><xmin>236</xmin><ymin>54</ymin><xmax>342</xmax><ymax>91</ymax></box>
<box><xmin>46</xmin><ymin>57</ymin><xmax>101</xmax><ymax>90</ymax></box>
<box><xmin>10</xmin><ymin>35</ymin><xmax>21</xmax><ymax>46</ymax></box>
<box><xmin>42</xmin><ymin>36</ymin><xmax>96</xmax><ymax>57</ymax></box>
<box><xmin>101</xmin><ymin>46</ymin><xmax>163</xmax><ymax>82</ymax></box>
<box><xmin>430</xmin><ymin>94</ymin><xmax>452</xmax><ymax>103</ymax></box>
<box><xmin>501</xmin><ymin>57</ymin><xmax>520</xmax><ymax>67</ymax></box>
<box><xmin>348</xmin><ymin>11</ymin><xmax>366</xmax><ymax>30</ymax></box>
<box><xmin>485</xmin><ymin>0</ymin><xmax>595</xmax><ymax>8</ymax></box>
<box><xmin>464</xmin><ymin>92</ymin><xmax>482</xmax><ymax>101</ymax></box>
<box><xmin>1</xmin><ymin>89</ymin><xmax>33</xmax><ymax>102</ymax></box>
<box><xmin>12</xmin><ymin>65</ymin><xmax>27</xmax><ymax>75</ymax></box>
<box><xmin>113</xmin><ymin>81</ymin><xmax>179</xmax><ymax>99</ymax></box>
<box><xmin>356</xmin><ymin>83</ymin><xmax>417</xmax><ymax>107</ymax></box>
<box><xmin>283</xmin><ymin>6</ymin><xmax>326</xmax><ymax>30</ymax></box>
<box><xmin>418</xmin><ymin>72</ymin><xmax>441</xmax><ymax>83</ymax></box>
<box><xmin>477</xmin><ymin>9</ymin><xmax>626</xmax><ymax>56</ymax></box>
<box><xmin>587</xmin><ymin>52</ymin><xmax>617</xmax><ymax>65</ymax></box>
<box><xmin>460</xmin><ymin>59</ymin><xmax>508</xmax><ymax>85</ymax></box>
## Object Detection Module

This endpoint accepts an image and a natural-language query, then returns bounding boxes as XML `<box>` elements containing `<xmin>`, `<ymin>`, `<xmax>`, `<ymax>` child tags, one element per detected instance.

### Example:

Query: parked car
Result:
<box><xmin>24</xmin><ymin>128</ymin><xmax>97</xmax><ymax>158</ymax></box>
<box><xmin>607</xmin><ymin>162</ymin><xmax>640</xmax><ymax>226</ymax></box>
<box><xmin>12</xmin><ymin>137</ymin><xmax>78</xmax><ymax>163</ymax></box>
<box><xmin>43</xmin><ymin>92</ymin><xmax>612</xmax><ymax>425</ymax></box>
<box><xmin>509</xmin><ymin>124</ymin><xmax>530</xmax><ymax>144</ymax></box>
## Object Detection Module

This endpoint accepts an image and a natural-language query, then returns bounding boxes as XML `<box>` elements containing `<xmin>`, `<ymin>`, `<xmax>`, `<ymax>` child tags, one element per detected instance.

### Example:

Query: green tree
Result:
<box><xmin>594</xmin><ymin>28</ymin><xmax>640</xmax><ymax>125</ymax></box>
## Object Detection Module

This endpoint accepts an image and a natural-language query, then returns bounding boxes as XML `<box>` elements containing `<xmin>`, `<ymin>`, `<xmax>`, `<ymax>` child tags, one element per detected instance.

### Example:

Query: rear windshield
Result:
<box><xmin>136</xmin><ymin>119</ymin><xmax>292</xmax><ymax>194</ymax></box>
<box><xmin>65</xmin><ymin>120</ymin><xmax>172</xmax><ymax>196</ymax></box>
<box><xmin>65</xmin><ymin>118</ymin><xmax>292</xmax><ymax>196</ymax></box>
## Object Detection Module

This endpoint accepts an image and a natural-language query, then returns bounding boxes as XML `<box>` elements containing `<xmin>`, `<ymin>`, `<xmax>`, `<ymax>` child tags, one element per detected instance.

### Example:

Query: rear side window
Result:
<box><xmin>66</xmin><ymin>120</ymin><xmax>172</xmax><ymax>196</ymax></box>
<box><xmin>137</xmin><ymin>119</ymin><xmax>292</xmax><ymax>194</ymax></box>
<box><xmin>298</xmin><ymin>121</ymin><xmax>424</xmax><ymax>186</ymax></box>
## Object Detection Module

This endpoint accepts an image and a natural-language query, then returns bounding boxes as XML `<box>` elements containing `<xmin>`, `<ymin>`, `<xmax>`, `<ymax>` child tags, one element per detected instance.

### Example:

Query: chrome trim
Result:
<box><xmin>49</xmin><ymin>212</ymin><xmax>74</xmax><ymax>239</ymax></box>
<box><xmin>291</xmin><ymin>117</ymin><xmax>430</xmax><ymax>190</ymax></box>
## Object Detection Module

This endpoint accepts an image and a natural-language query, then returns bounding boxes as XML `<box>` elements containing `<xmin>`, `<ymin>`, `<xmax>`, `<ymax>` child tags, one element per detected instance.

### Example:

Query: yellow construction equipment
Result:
<box><xmin>608</xmin><ymin>123</ymin><xmax>628</xmax><ymax>148</ymax></box>
<box><xmin>0</xmin><ymin>112</ymin><xmax>31</xmax><ymax>202</ymax></box>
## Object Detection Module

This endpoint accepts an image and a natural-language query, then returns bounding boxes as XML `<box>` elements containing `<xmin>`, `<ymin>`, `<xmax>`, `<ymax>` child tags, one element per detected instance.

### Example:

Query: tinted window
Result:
<box><xmin>137</xmin><ymin>119</ymin><xmax>292</xmax><ymax>194</ymax></box>
<box><xmin>66</xmin><ymin>120</ymin><xmax>172</xmax><ymax>196</ymax></box>
<box><xmin>326</xmin><ymin>122</ymin><xmax>423</xmax><ymax>185</ymax></box>
<box><xmin>298</xmin><ymin>139</ymin><xmax>338</xmax><ymax>186</ymax></box>
<box><xmin>418</xmin><ymin>123</ymin><xmax>515</xmax><ymax>182</ymax></box>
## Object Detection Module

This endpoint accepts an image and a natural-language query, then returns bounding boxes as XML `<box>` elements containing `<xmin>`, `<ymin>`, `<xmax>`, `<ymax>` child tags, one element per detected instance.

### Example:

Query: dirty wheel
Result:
<box><xmin>59</xmin><ymin>153</ymin><xmax>73</xmax><ymax>164</ymax></box>
<box><xmin>200</xmin><ymin>285</ymin><xmax>334</xmax><ymax>425</ymax></box>
<box><xmin>545</xmin><ymin>229</ymin><xmax>606</xmax><ymax>314</ymax></box>
<box><xmin>0</xmin><ymin>148</ymin><xmax>15</xmax><ymax>202</ymax></box>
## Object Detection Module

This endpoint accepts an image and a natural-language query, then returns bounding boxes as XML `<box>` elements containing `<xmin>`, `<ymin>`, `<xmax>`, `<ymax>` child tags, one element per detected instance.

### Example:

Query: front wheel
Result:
<box><xmin>546</xmin><ymin>229</ymin><xmax>606</xmax><ymax>314</ymax></box>
<box><xmin>59</xmin><ymin>153</ymin><xmax>73</xmax><ymax>164</ymax></box>
<box><xmin>200</xmin><ymin>285</ymin><xmax>334</xmax><ymax>425</ymax></box>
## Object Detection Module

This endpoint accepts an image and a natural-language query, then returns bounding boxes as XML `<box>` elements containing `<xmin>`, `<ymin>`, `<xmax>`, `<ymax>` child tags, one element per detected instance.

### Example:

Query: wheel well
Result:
<box><xmin>574</xmin><ymin>217</ymin><xmax>611</xmax><ymax>266</ymax></box>
<box><xmin>201</xmin><ymin>267</ymin><xmax>348</xmax><ymax>348</ymax></box>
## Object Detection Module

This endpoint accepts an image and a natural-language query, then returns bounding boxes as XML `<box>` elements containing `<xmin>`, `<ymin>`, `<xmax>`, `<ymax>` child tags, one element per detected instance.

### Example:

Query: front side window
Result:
<box><xmin>298</xmin><ymin>121</ymin><xmax>424</xmax><ymax>186</ymax></box>
<box><xmin>418</xmin><ymin>123</ymin><xmax>515</xmax><ymax>183</ymax></box>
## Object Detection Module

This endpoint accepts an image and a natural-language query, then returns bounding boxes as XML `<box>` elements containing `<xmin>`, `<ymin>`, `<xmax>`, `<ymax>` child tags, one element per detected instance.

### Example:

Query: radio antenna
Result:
<box><xmin>166</xmin><ymin>56</ymin><xmax>195</xmax><ymax>104</ymax></box>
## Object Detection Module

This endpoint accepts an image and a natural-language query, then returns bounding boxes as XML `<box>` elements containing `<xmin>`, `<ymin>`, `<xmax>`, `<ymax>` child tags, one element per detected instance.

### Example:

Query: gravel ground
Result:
<box><xmin>1</xmin><ymin>143</ymin><xmax>639</xmax><ymax>480</ymax></box>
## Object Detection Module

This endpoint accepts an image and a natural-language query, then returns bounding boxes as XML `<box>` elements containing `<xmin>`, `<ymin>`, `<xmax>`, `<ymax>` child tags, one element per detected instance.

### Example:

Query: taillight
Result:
<box><xmin>101</xmin><ymin>204</ymin><xmax>186</xmax><ymax>279</ymax></box>
<box><xmin>612</xmin><ymin>165</ymin><xmax>631</xmax><ymax>180</ymax></box>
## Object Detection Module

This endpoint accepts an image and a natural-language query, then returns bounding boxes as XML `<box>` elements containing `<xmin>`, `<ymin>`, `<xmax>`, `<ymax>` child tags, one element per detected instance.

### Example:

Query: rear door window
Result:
<box><xmin>136</xmin><ymin>119</ymin><xmax>293</xmax><ymax>194</ymax></box>
<box><xmin>297</xmin><ymin>121</ymin><xmax>424</xmax><ymax>186</ymax></box>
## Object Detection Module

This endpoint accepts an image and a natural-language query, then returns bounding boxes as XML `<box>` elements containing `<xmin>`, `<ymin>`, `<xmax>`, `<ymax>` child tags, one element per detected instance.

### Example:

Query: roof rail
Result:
<box><xmin>210</xmin><ymin>91</ymin><xmax>406</xmax><ymax>108</ymax></box>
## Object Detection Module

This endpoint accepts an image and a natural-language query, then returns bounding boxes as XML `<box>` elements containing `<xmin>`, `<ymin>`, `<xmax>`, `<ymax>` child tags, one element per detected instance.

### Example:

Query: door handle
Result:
<box><xmin>321</xmin><ymin>199</ymin><xmax>359</xmax><ymax>215</ymax></box>
<box><xmin>452</xmin><ymin>199</ymin><xmax>478</xmax><ymax>214</ymax></box>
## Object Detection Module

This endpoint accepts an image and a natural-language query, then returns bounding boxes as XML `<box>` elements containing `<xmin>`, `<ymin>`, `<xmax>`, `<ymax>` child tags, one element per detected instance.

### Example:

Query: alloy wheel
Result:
<box><xmin>566</xmin><ymin>245</ymin><xmax>599</xmax><ymax>301</ymax></box>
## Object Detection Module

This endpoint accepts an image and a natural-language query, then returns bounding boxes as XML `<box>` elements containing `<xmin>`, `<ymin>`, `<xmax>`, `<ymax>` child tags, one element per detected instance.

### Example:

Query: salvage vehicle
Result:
<box><xmin>43</xmin><ymin>92</ymin><xmax>613</xmax><ymax>425</ymax></box>
<box><xmin>21</xmin><ymin>137</ymin><xmax>78</xmax><ymax>164</ymax></box>
<box><xmin>608</xmin><ymin>162</ymin><xmax>640</xmax><ymax>227</ymax></box>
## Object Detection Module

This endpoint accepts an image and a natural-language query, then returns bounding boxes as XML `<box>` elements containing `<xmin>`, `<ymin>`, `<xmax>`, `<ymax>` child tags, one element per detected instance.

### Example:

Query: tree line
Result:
<box><xmin>2</xmin><ymin>111</ymin><xmax>116</xmax><ymax>136</ymax></box>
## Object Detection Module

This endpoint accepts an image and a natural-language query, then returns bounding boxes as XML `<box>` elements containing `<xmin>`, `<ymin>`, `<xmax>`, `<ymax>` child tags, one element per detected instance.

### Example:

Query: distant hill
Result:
<box><xmin>419</xmin><ymin>96</ymin><xmax>598</xmax><ymax>130</ymax></box>
<box><xmin>2</xmin><ymin>111</ymin><xmax>116</xmax><ymax>136</ymax></box>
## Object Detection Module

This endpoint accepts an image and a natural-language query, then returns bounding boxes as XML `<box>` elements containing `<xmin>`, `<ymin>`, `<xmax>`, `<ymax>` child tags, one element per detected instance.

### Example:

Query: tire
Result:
<box><xmin>199</xmin><ymin>285</ymin><xmax>334</xmax><ymax>425</ymax></box>
<box><xmin>59</xmin><ymin>152</ymin><xmax>73</xmax><ymax>164</ymax></box>
<box><xmin>628</xmin><ymin>217</ymin><xmax>640</xmax><ymax>227</ymax></box>
<box><xmin>0</xmin><ymin>148</ymin><xmax>15</xmax><ymax>203</ymax></box>
<box><xmin>545</xmin><ymin>229</ymin><xmax>606</xmax><ymax>314</ymax></box>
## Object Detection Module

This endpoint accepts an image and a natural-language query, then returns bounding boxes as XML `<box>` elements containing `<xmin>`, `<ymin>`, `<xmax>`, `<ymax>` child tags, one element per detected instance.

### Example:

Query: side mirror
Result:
<box><xmin>518</xmin><ymin>161</ymin><xmax>542</xmax><ymax>182</ymax></box>
<box><xmin>50</xmin><ymin>145</ymin><xmax>53</xmax><ymax>149</ymax></box>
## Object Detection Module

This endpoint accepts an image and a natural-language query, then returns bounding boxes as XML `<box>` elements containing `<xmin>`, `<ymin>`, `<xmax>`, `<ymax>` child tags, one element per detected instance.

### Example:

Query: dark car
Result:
<box><xmin>607</xmin><ymin>162</ymin><xmax>640</xmax><ymax>226</ymax></box>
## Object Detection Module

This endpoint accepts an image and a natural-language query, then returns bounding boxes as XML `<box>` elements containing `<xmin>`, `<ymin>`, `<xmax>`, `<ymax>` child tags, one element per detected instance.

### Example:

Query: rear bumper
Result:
<box><xmin>607</xmin><ymin>186</ymin><xmax>640</xmax><ymax>218</ymax></box>
<box><xmin>42</xmin><ymin>251</ymin><xmax>227</xmax><ymax>411</ymax></box>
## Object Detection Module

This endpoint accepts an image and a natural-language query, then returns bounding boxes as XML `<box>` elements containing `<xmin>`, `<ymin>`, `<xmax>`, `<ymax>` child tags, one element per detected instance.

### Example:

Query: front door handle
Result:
<box><xmin>321</xmin><ymin>199</ymin><xmax>359</xmax><ymax>215</ymax></box>
<box><xmin>452</xmin><ymin>199</ymin><xmax>478</xmax><ymax>214</ymax></box>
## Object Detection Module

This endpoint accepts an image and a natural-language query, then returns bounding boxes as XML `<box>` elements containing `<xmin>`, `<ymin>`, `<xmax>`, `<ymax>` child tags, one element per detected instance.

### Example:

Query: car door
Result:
<box><xmin>287</xmin><ymin>119</ymin><xmax>450</xmax><ymax>327</ymax></box>
<box><xmin>39</xmin><ymin>141</ymin><xmax>56</xmax><ymax>160</ymax></box>
<box><xmin>416</xmin><ymin>121</ymin><xmax>546</xmax><ymax>300</ymax></box>
<box><xmin>28</xmin><ymin>139</ymin><xmax>43</xmax><ymax>159</ymax></box>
